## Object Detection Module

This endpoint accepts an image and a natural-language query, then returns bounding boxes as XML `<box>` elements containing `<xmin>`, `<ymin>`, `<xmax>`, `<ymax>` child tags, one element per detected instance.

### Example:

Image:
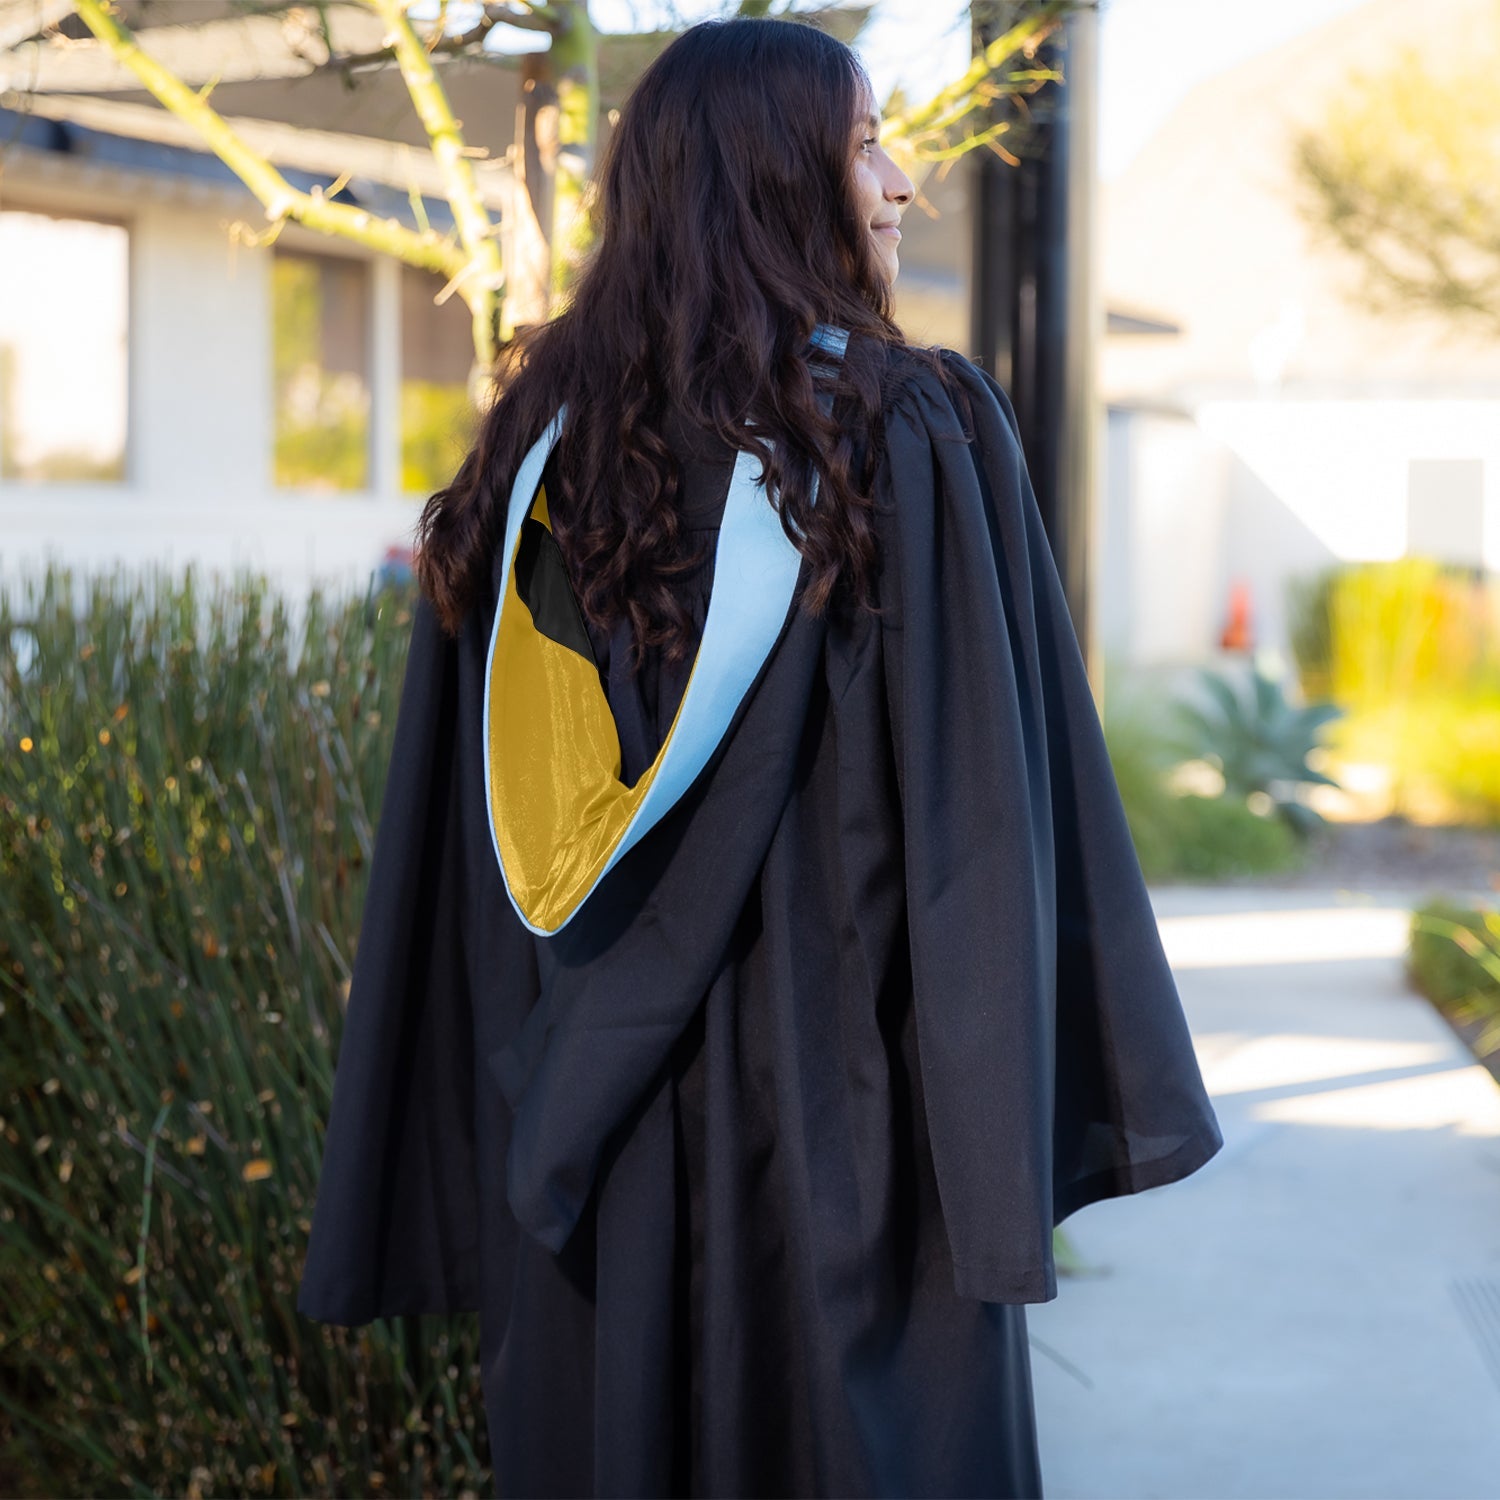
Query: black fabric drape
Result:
<box><xmin>297</xmin><ymin>346</ymin><xmax>1222</xmax><ymax>1498</ymax></box>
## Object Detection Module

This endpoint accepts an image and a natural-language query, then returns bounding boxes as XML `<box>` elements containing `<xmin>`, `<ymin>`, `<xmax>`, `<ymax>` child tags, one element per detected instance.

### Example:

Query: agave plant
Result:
<box><xmin>1172</xmin><ymin>661</ymin><xmax>1344</xmax><ymax>837</ymax></box>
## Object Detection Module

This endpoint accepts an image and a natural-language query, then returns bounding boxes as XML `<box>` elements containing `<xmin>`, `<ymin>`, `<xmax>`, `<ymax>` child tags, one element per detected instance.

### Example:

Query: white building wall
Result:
<box><xmin>0</xmin><ymin>179</ymin><xmax>424</xmax><ymax>606</ymax></box>
<box><xmin>1103</xmin><ymin>398</ymin><xmax>1500</xmax><ymax>672</ymax></box>
<box><xmin>1115</xmin><ymin>409</ymin><xmax>1231</xmax><ymax>667</ymax></box>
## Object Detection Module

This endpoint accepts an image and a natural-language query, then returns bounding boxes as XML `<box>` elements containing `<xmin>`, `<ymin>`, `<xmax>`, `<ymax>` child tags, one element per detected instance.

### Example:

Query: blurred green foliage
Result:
<box><xmin>1286</xmin><ymin>568</ymin><xmax>1336</xmax><ymax>703</ymax></box>
<box><xmin>272</xmin><ymin>401</ymin><xmax>370</xmax><ymax>493</ymax></box>
<box><xmin>1172</xmin><ymin>663</ymin><xmax>1343</xmax><ymax>839</ymax></box>
<box><xmin>1408</xmin><ymin>898</ymin><xmax>1500</xmax><ymax>1067</ymax></box>
<box><xmin>400</xmin><ymin>379</ymin><xmax>475</xmax><ymax>496</ymax></box>
<box><xmin>272</xmin><ymin>255</ymin><xmax>370</xmax><ymax>493</ymax></box>
<box><xmin>1292</xmin><ymin>23</ymin><xmax>1500</xmax><ymax>334</ymax></box>
<box><xmin>1101</xmin><ymin>677</ymin><xmax>1306</xmax><ymax>882</ymax></box>
<box><xmin>0</xmin><ymin>566</ymin><xmax>488</xmax><ymax>1498</ymax></box>
<box><xmin>1286</xmin><ymin>558</ymin><xmax>1500</xmax><ymax>822</ymax></box>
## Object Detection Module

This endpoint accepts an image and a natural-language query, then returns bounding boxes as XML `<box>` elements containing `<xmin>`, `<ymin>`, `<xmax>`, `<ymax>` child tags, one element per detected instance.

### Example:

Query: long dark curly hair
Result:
<box><xmin>415</xmin><ymin>16</ymin><xmax>913</xmax><ymax>661</ymax></box>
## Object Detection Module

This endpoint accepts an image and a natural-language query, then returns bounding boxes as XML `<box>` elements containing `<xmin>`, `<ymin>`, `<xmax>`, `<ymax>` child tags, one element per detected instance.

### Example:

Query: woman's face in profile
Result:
<box><xmin>850</xmin><ymin>86</ymin><xmax>915</xmax><ymax>285</ymax></box>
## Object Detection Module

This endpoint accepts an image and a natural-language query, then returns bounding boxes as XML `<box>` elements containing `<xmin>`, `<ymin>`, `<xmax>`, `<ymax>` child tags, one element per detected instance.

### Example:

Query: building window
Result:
<box><xmin>400</xmin><ymin>264</ymin><xmax>478</xmax><ymax>495</ymax></box>
<box><xmin>272</xmin><ymin>249</ymin><xmax>370</xmax><ymax>492</ymax></box>
<box><xmin>0</xmin><ymin>208</ymin><xmax>128</xmax><ymax>483</ymax></box>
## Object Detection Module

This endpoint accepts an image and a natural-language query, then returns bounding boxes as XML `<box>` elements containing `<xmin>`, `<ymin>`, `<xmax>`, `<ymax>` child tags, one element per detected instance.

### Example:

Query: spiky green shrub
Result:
<box><xmin>1286</xmin><ymin>559</ymin><xmax>1500</xmax><ymax>821</ymax></box>
<box><xmin>1287</xmin><ymin>558</ymin><xmax>1500</xmax><ymax>706</ymax></box>
<box><xmin>1102</xmin><ymin>675</ymin><xmax>1307</xmax><ymax>881</ymax></box>
<box><xmin>1327</xmin><ymin>559</ymin><xmax>1500</xmax><ymax>708</ymax></box>
<box><xmin>0</xmin><ymin>566</ymin><xmax>489</xmax><ymax>1499</ymax></box>
<box><xmin>1172</xmin><ymin>663</ymin><xmax>1343</xmax><ymax>839</ymax></box>
<box><xmin>1408</xmin><ymin>899</ymin><xmax>1500</xmax><ymax>1066</ymax></box>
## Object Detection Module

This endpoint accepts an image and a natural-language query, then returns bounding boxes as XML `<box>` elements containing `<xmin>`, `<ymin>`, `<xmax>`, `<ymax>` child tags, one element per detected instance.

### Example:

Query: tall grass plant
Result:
<box><xmin>0</xmin><ymin>566</ymin><xmax>488</xmax><ymax>1498</ymax></box>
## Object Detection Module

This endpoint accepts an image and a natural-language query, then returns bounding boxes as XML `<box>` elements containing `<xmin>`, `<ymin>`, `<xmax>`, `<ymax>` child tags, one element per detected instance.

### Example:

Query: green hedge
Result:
<box><xmin>1408</xmin><ymin>898</ymin><xmax>1500</xmax><ymax>1069</ymax></box>
<box><xmin>0</xmin><ymin>567</ymin><xmax>488</xmax><ymax>1499</ymax></box>
<box><xmin>1101</xmin><ymin>684</ymin><xmax>1305</xmax><ymax>883</ymax></box>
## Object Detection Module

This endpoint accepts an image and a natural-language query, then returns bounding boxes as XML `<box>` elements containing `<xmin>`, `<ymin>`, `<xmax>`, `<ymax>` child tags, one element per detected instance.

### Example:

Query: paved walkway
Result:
<box><xmin>1030</xmin><ymin>884</ymin><xmax>1500</xmax><ymax>1500</ymax></box>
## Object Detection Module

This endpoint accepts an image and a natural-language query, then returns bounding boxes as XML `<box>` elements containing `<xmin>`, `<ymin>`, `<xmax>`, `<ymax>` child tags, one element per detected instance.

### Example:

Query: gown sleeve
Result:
<box><xmin>296</xmin><ymin>595</ymin><xmax>485</xmax><ymax>1325</ymax></box>
<box><xmin>876</xmin><ymin>349</ymin><xmax>1224</xmax><ymax>1305</ymax></box>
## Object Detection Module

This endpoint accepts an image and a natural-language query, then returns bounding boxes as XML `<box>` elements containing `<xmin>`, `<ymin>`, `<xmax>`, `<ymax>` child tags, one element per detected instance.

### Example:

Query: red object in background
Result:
<box><xmin>1219</xmin><ymin>577</ymin><xmax>1254</xmax><ymax>651</ymax></box>
<box><xmin>377</xmin><ymin>542</ymin><xmax>416</xmax><ymax>588</ymax></box>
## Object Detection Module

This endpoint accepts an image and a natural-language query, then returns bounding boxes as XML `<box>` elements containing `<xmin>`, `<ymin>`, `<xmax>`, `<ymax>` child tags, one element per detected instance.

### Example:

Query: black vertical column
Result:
<box><xmin>969</xmin><ymin>2</ymin><xmax>1101</xmax><ymax>689</ymax></box>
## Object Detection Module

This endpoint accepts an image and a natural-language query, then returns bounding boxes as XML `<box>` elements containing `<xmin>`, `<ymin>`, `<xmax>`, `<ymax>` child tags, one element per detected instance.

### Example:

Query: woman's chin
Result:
<box><xmin>865</xmin><ymin>238</ymin><xmax>900</xmax><ymax>287</ymax></box>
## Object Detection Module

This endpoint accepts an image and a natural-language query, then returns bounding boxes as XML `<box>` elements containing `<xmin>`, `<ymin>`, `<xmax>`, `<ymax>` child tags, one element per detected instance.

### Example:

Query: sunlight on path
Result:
<box><xmin>1030</xmin><ymin>887</ymin><xmax>1500</xmax><ymax>1500</ymax></box>
<box><xmin>1159</xmin><ymin>904</ymin><xmax>1411</xmax><ymax>968</ymax></box>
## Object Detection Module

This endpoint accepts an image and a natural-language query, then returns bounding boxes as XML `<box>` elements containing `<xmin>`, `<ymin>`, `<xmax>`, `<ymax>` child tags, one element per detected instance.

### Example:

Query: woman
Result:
<box><xmin>297</xmin><ymin>17</ymin><xmax>1224</xmax><ymax>1499</ymax></box>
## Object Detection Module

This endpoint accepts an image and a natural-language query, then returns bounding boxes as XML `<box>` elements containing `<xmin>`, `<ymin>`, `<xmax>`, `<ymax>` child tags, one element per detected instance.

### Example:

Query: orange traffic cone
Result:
<box><xmin>1220</xmin><ymin>577</ymin><xmax>1254</xmax><ymax>651</ymax></box>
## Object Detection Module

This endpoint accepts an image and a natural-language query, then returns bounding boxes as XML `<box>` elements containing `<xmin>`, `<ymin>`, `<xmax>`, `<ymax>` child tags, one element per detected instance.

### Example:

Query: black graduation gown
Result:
<box><xmin>296</xmin><ymin>347</ymin><xmax>1225</xmax><ymax>1500</ymax></box>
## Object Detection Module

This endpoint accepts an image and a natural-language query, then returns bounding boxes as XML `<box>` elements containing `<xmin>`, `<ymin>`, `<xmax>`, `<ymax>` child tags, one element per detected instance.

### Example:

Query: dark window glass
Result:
<box><xmin>400</xmin><ymin>264</ymin><xmax>478</xmax><ymax>495</ymax></box>
<box><xmin>272</xmin><ymin>249</ymin><xmax>370</xmax><ymax>491</ymax></box>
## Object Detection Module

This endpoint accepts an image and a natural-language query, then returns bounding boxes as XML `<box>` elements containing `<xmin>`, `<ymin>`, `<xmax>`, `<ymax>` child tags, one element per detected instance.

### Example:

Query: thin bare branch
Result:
<box><xmin>290</xmin><ymin>0</ymin><xmax>554</xmax><ymax>75</ymax></box>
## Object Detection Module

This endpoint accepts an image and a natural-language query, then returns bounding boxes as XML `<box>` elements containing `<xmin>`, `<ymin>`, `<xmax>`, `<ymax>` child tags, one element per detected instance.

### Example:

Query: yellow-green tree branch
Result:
<box><xmin>69</xmin><ymin>0</ymin><xmax>467</xmax><ymax>282</ymax></box>
<box><xmin>1291</xmin><ymin>37</ymin><xmax>1500</xmax><ymax>336</ymax></box>
<box><xmin>367</xmin><ymin>0</ymin><xmax>506</xmax><ymax>360</ymax></box>
<box><xmin>882</xmin><ymin>3</ymin><xmax>1067</xmax><ymax>156</ymax></box>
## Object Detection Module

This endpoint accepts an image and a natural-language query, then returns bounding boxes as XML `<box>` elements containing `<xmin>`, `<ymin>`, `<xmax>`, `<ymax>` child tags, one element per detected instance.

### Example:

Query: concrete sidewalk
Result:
<box><xmin>1030</xmin><ymin>884</ymin><xmax>1500</xmax><ymax>1500</ymax></box>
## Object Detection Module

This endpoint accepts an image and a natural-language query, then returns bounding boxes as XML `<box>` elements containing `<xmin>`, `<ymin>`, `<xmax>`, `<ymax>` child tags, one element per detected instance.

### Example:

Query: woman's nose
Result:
<box><xmin>886</xmin><ymin>161</ymin><xmax>914</xmax><ymax>204</ymax></box>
